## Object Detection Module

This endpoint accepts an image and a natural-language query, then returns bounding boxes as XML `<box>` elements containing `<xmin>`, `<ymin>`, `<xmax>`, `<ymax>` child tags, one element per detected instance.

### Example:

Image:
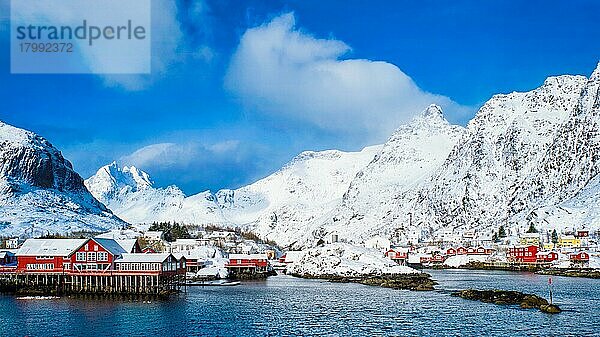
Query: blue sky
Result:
<box><xmin>1</xmin><ymin>0</ymin><xmax>599</xmax><ymax>194</ymax></box>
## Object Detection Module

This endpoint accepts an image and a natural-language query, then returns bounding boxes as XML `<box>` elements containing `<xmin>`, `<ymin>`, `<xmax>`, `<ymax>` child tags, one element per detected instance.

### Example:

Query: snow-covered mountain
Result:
<box><xmin>402</xmin><ymin>73</ymin><xmax>590</xmax><ymax>239</ymax></box>
<box><xmin>85</xmin><ymin>162</ymin><xmax>229</xmax><ymax>225</ymax></box>
<box><xmin>0</xmin><ymin>121</ymin><xmax>126</xmax><ymax>237</ymax></box>
<box><xmin>317</xmin><ymin>105</ymin><xmax>465</xmax><ymax>243</ymax></box>
<box><xmin>85</xmin><ymin>63</ymin><xmax>600</xmax><ymax>249</ymax></box>
<box><xmin>217</xmin><ymin>145</ymin><xmax>382</xmax><ymax>247</ymax></box>
<box><xmin>86</xmin><ymin>146</ymin><xmax>380</xmax><ymax>239</ymax></box>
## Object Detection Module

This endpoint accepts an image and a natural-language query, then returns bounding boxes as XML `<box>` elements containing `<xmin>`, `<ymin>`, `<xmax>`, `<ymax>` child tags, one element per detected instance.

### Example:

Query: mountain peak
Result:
<box><xmin>89</xmin><ymin>162</ymin><xmax>153</xmax><ymax>194</ymax></box>
<box><xmin>591</xmin><ymin>61</ymin><xmax>600</xmax><ymax>81</ymax></box>
<box><xmin>421</xmin><ymin>104</ymin><xmax>444</xmax><ymax>118</ymax></box>
<box><xmin>410</xmin><ymin>104</ymin><xmax>450</xmax><ymax>128</ymax></box>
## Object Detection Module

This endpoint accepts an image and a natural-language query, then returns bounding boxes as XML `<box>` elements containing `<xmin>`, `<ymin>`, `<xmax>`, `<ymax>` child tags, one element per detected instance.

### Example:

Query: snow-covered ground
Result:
<box><xmin>444</xmin><ymin>255</ymin><xmax>489</xmax><ymax>268</ymax></box>
<box><xmin>176</xmin><ymin>246</ymin><xmax>229</xmax><ymax>279</ymax></box>
<box><xmin>287</xmin><ymin>243</ymin><xmax>418</xmax><ymax>277</ymax></box>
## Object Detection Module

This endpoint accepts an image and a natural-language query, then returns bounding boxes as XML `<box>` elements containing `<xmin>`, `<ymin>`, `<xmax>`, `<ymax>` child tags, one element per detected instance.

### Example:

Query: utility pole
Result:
<box><xmin>548</xmin><ymin>277</ymin><xmax>553</xmax><ymax>305</ymax></box>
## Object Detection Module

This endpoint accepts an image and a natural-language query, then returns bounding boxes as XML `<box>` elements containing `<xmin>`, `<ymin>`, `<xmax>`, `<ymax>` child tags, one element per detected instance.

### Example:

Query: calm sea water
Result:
<box><xmin>0</xmin><ymin>270</ymin><xmax>598</xmax><ymax>336</ymax></box>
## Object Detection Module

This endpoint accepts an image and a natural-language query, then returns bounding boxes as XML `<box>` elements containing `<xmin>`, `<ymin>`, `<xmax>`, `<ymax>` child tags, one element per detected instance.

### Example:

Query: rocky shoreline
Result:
<box><xmin>537</xmin><ymin>269</ymin><xmax>600</xmax><ymax>279</ymax></box>
<box><xmin>290</xmin><ymin>272</ymin><xmax>436</xmax><ymax>291</ymax></box>
<box><xmin>442</xmin><ymin>263</ymin><xmax>600</xmax><ymax>279</ymax></box>
<box><xmin>451</xmin><ymin>289</ymin><xmax>561</xmax><ymax>314</ymax></box>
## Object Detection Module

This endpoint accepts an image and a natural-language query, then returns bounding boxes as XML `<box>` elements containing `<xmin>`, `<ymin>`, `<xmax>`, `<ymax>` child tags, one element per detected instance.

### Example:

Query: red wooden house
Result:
<box><xmin>569</xmin><ymin>252</ymin><xmax>590</xmax><ymax>263</ymax></box>
<box><xmin>446</xmin><ymin>248</ymin><xmax>457</xmax><ymax>256</ymax></box>
<box><xmin>114</xmin><ymin>253</ymin><xmax>183</xmax><ymax>276</ymax></box>
<box><xmin>456</xmin><ymin>247</ymin><xmax>467</xmax><ymax>255</ymax></box>
<box><xmin>69</xmin><ymin>238</ymin><xmax>127</xmax><ymax>274</ymax></box>
<box><xmin>420</xmin><ymin>254</ymin><xmax>445</xmax><ymax>264</ymax></box>
<box><xmin>536</xmin><ymin>251</ymin><xmax>558</xmax><ymax>263</ymax></box>
<box><xmin>385</xmin><ymin>248</ymin><xmax>409</xmax><ymax>264</ymax></box>
<box><xmin>507</xmin><ymin>245</ymin><xmax>538</xmax><ymax>263</ymax></box>
<box><xmin>16</xmin><ymin>239</ymin><xmax>88</xmax><ymax>274</ymax></box>
<box><xmin>226</xmin><ymin>253</ymin><xmax>269</xmax><ymax>273</ymax></box>
<box><xmin>16</xmin><ymin>238</ymin><xmax>128</xmax><ymax>274</ymax></box>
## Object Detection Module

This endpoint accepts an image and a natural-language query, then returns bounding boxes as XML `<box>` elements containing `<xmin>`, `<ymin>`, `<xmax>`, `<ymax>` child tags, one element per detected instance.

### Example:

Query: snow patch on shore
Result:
<box><xmin>288</xmin><ymin>243</ymin><xmax>418</xmax><ymax>277</ymax></box>
<box><xmin>444</xmin><ymin>254</ymin><xmax>489</xmax><ymax>268</ymax></box>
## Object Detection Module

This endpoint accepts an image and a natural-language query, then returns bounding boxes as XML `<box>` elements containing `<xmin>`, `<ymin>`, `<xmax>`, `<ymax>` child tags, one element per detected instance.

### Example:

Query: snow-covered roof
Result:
<box><xmin>520</xmin><ymin>233</ymin><xmax>541</xmax><ymax>238</ymax></box>
<box><xmin>171</xmin><ymin>239</ymin><xmax>201</xmax><ymax>245</ymax></box>
<box><xmin>172</xmin><ymin>253</ymin><xmax>190</xmax><ymax>261</ymax></box>
<box><xmin>229</xmin><ymin>253</ymin><xmax>267</xmax><ymax>260</ymax></box>
<box><xmin>16</xmin><ymin>239</ymin><xmax>87</xmax><ymax>257</ymax></box>
<box><xmin>94</xmin><ymin>238</ymin><xmax>127</xmax><ymax>256</ymax></box>
<box><xmin>116</xmin><ymin>253</ymin><xmax>172</xmax><ymax>263</ymax></box>
<box><xmin>116</xmin><ymin>239</ymin><xmax>138</xmax><ymax>253</ymax></box>
<box><xmin>284</xmin><ymin>251</ymin><xmax>304</xmax><ymax>263</ymax></box>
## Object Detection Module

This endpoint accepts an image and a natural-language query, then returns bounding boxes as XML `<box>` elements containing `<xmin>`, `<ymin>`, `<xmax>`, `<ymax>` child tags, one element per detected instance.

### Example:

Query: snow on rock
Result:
<box><xmin>287</xmin><ymin>243</ymin><xmax>418</xmax><ymax>277</ymax></box>
<box><xmin>0</xmin><ymin>120</ymin><xmax>126</xmax><ymax>236</ymax></box>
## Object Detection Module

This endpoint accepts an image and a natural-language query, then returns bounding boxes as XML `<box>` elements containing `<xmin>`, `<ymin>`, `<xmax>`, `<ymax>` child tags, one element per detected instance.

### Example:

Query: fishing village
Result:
<box><xmin>1</xmin><ymin>222</ymin><xmax>598</xmax><ymax>297</ymax></box>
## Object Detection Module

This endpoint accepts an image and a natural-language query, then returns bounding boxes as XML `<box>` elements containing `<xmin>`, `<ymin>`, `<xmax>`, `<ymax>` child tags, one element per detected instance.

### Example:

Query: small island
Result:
<box><xmin>287</xmin><ymin>243</ymin><xmax>436</xmax><ymax>291</ymax></box>
<box><xmin>451</xmin><ymin>289</ymin><xmax>562</xmax><ymax>314</ymax></box>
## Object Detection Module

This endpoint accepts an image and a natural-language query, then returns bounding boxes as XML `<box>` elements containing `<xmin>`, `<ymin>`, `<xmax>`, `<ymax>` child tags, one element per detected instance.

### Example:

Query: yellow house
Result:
<box><xmin>558</xmin><ymin>235</ymin><xmax>581</xmax><ymax>248</ymax></box>
<box><xmin>543</xmin><ymin>243</ymin><xmax>556</xmax><ymax>250</ymax></box>
<box><xmin>519</xmin><ymin>233</ymin><xmax>540</xmax><ymax>246</ymax></box>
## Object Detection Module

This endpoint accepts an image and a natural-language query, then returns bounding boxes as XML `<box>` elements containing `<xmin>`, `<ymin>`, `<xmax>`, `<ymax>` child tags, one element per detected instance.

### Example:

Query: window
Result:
<box><xmin>87</xmin><ymin>252</ymin><xmax>97</xmax><ymax>262</ymax></box>
<box><xmin>63</xmin><ymin>263</ymin><xmax>71</xmax><ymax>270</ymax></box>
<box><xmin>76</xmin><ymin>252</ymin><xmax>86</xmax><ymax>262</ymax></box>
<box><xmin>97</xmin><ymin>252</ymin><xmax>108</xmax><ymax>262</ymax></box>
<box><xmin>94</xmin><ymin>245</ymin><xmax>99</xmax><ymax>252</ymax></box>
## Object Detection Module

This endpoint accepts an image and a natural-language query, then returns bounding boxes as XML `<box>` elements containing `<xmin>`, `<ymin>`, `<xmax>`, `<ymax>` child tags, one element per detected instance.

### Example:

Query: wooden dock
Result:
<box><xmin>0</xmin><ymin>272</ymin><xmax>184</xmax><ymax>296</ymax></box>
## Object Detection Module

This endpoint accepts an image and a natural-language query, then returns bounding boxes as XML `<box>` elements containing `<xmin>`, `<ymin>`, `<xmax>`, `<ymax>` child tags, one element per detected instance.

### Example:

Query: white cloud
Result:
<box><xmin>121</xmin><ymin>140</ymin><xmax>240</xmax><ymax>169</ymax></box>
<box><xmin>225</xmin><ymin>13</ymin><xmax>469</xmax><ymax>141</ymax></box>
<box><xmin>208</xmin><ymin>140</ymin><xmax>240</xmax><ymax>154</ymax></box>
<box><xmin>8</xmin><ymin>0</ymin><xmax>208</xmax><ymax>90</ymax></box>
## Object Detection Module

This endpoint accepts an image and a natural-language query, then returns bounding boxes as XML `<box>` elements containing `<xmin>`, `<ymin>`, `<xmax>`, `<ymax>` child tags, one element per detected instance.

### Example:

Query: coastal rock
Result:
<box><xmin>451</xmin><ymin>289</ymin><xmax>561</xmax><ymax>314</ymax></box>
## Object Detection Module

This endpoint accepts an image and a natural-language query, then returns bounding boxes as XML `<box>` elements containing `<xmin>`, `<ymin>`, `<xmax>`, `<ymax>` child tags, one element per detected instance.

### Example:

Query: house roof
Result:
<box><xmin>171</xmin><ymin>239</ymin><xmax>200</xmax><ymax>245</ymax></box>
<box><xmin>116</xmin><ymin>253</ymin><xmax>172</xmax><ymax>263</ymax></box>
<box><xmin>115</xmin><ymin>239</ymin><xmax>138</xmax><ymax>253</ymax></box>
<box><xmin>520</xmin><ymin>233</ymin><xmax>540</xmax><ymax>238</ymax></box>
<box><xmin>16</xmin><ymin>239</ymin><xmax>87</xmax><ymax>257</ymax></box>
<box><xmin>171</xmin><ymin>253</ymin><xmax>189</xmax><ymax>261</ymax></box>
<box><xmin>229</xmin><ymin>253</ymin><xmax>268</xmax><ymax>260</ymax></box>
<box><xmin>93</xmin><ymin>238</ymin><xmax>127</xmax><ymax>256</ymax></box>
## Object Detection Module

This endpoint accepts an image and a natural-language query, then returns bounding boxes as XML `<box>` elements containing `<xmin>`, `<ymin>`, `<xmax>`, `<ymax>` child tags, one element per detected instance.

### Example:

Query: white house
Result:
<box><xmin>169</xmin><ymin>239</ymin><xmax>203</xmax><ymax>253</ymax></box>
<box><xmin>365</xmin><ymin>236</ymin><xmax>391</xmax><ymax>251</ymax></box>
<box><xmin>5</xmin><ymin>238</ymin><xmax>19</xmax><ymax>249</ymax></box>
<box><xmin>143</xmin><ymin>231</ymin><xmax>164</xmax><ymax>243</ymax></box>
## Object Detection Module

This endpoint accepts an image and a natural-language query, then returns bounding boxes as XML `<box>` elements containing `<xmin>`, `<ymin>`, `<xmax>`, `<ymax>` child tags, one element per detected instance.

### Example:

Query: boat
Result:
<box><xmin>186</xmin><ymin>280</ymin><xmax>241</xmax><ymax>287</ymax></box>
